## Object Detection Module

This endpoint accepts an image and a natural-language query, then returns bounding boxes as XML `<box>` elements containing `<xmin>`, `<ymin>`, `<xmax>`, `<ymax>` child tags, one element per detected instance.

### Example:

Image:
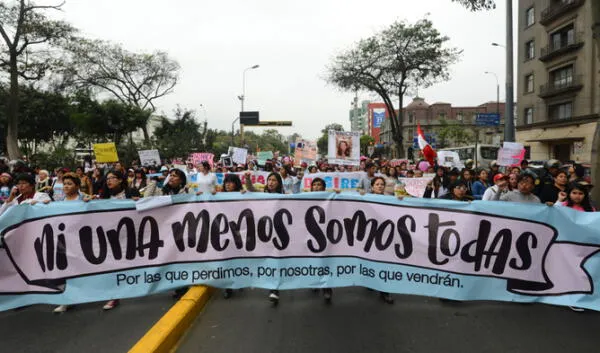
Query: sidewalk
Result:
<box><xmin>0</xmin><ymin>293</ymin><xmax>175</xmax><ymax>353</ymax></box>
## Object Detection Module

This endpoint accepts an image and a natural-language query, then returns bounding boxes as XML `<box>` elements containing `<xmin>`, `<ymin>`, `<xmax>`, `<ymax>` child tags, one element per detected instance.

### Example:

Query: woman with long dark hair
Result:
<box><xmin>555</xmin><ymin>182</ymin><xmax>596</xmax><ymax>312</ymax></box>
<box><xmin>221</xmin><ymin>173</ymin><xmax>246</xmax><ymax>299</ymax></box>
<box><xmin>129</xmin><ymin>169</ymin><xmax>148</xmax><ymax>194</ymax></box>
<box><xmin>98</xmin><ymin>170</ymin><xmax>140</xmax><ymax>310</ymax></box>
<box><xmin>424</xmin><ymin>166</ymin><xmax>449</xmax><ymax>199</ymax></box>
<box><xmin>471</xmin><ymin>169</ymin><xmax>490</xmax><ymax>200</ymax></box>
<box><xmin>361</xmin><ymin>176</ymin><xmax>394</xmax><ymax>304</ymax></box>
<box><xmin>245</xmin><ymin>171</ymin><xmax>284</xmax><ymax>303</ymax></box>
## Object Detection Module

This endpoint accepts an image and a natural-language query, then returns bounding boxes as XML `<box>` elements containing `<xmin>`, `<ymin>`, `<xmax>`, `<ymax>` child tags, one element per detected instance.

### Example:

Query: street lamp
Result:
<box><xmin>491</xmin><ymin>26</ymin><xmax>515</xmax><ymax>143</ymax></box>
<box><xmin>238</xmin><ymin>64</ymin><xmax>260</xmax><ymax>112</ymax></box>
<box><xmin>232</xmin><ymin>64</ymin><xmax>260</xmax><ymax>145</ymax></box>
<box><xmin>484</xmin><ymin>71</ymin><xmax>500</xmax><ymax>116</ymax></box>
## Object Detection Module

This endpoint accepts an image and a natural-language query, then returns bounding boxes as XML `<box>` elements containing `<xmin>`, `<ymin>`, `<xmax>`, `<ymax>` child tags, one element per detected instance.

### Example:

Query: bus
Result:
<box><xmin>439</xmin><ymin>144</ymin><xmax>499</xmax><ymax>168</ymax></box>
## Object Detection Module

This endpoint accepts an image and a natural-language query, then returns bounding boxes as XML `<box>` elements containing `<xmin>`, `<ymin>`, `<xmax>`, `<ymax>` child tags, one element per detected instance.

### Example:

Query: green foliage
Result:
<box><xmin>317</xmin><ymin>123</ymin><xmax>344</xmax><ymax>153</ymax></box>
<box><xmin>63</xmin><ymin>39</ymin><xmax>180</xmax><ymax>143</ymax></box>
<box><xmin>326</xmin><ymin>18</ymin><xmax>461</xmax><ymax>158</ymax></box>
<box><xmin>152</xmin><ymin>107</ymin><xmax>206</xmax><ymax>160</ymax></box>
<box><xmin>29</xmin><ymin>144</ymin><xmax>77</xmax><ymax>171</ymax></box>
<box><xmin>452</xmin><ymin>0</ymin><xmax>496</xmax><ymax>11</ymax></box>
<box><xmin>0</xmin><ymin>0</ymin><xmax>77</xmax><ymax>158</ymax></box>
<box><xmin>437</xmin><ymin>119</ymin><xmax>474</xmax><ymax>148</ymax></box>
<box><xmin>360</xmin><ymin>135</ymin><xmax>375</xmax><ymax>155</ymax></box>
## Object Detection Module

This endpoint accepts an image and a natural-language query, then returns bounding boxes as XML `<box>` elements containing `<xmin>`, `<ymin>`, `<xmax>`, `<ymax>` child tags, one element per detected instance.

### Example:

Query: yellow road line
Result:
<box><xmin>128</xmin><ymin>286</ymin><xmax>213</xmax><ymax>353</ymax></box>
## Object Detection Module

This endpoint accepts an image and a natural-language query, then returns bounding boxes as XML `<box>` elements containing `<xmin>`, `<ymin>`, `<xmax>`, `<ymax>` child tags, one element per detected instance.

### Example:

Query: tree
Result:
<box><xmin>317</xmin><ymin>123</ymin><xmax>344</xmax><ymax>153</ymax></box>
<box><xmin>360</xmin><ymin>135</ymin><xmax>375</xmax><ymax>155</ymax></box>
<box><xmin>452</xmin><ymin>0</ymin><xmax>496</xmax><ymax>10</ymax></box>
<box><xmin>63</xmin><ymin>39</ymin><xmax>180</xmax><ymax>143</ymax></box>
<box><xmin>153</xmin><ymin>107</ymin><xmax>205</xmax><ymax>160</ymax></box>
<box><xmin>0</xmin><ymin>0</ymin><xmax>75</xmax><ymax>159</ymax></box>
<box><xmin>69</xmin><ymin>92</ymin><xmax>148</xmax><ymax>145</ymax></box>
<box><xmin>326</xmin><ymin>18</ymin><xmax>461</xmax><ymax>158</ymax></box>
<box><xmin>437</xmin><ymin>119</ymin><xmax>474</xmax><ymax>148</ymax></box>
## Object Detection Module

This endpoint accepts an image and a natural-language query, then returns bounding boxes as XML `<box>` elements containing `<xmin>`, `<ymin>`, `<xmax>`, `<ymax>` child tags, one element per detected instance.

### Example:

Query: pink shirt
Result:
<box><xmin>559</xmin><ymin>201</ymin><xmax>596</xmax><ymax>212</ymax></box>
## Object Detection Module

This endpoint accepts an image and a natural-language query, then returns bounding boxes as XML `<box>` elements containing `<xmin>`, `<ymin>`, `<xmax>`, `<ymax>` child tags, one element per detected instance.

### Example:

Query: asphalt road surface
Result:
<box><xmin>178</xmin><ymin>287</ymin><xmax>600</xmax><ymax>353</ymax></box>
<box><xmin>0</xmin><ymin>293</ymin><xmax>175</xmax><ymax>353</ymax></box>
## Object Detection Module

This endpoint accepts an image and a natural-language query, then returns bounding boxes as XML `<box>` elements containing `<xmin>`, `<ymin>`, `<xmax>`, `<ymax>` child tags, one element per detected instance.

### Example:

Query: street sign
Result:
<box><xmin>412</xmin><ymin>133</ymin><xmax>436</xmax><ymax>149</ymax></box>
<box><xmin>240</xmin><ymin>111</ymin><xmax>260</xmax><ymax>125</ymax></box>
<box><xmin>476</xmin><ymin>113</ymin><xmax>500</xmax><ymax>127</ymax></box>
<box><xmin>254</xmin><ymin>121</ymin><xmax>293</xmax><ymax>126</ymax></box>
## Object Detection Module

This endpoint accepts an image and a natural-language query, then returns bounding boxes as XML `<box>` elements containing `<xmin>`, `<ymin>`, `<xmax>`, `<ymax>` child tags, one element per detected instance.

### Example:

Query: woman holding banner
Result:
<box><xmin>362</xmin><ymin>176</ymin><xmax>395</xmax><ymax>304</ymax></box>
<box><xmin>98</xmin><ymin>170</ymin><xmax>140</xmax><ymax>310</ymax></box>
<box><xmin>221</xmin><ymin>173</ymin><xmax>246</xmax><ymax>299</ymax></box>
<box><xmin>53</xmin><ymin>173</ymin><xmax>92</xmax><ymax>313</ymax></box>
<box><xmin>245</xmin><ymin>171</ymin><xmax>285</xmax><ymax>304</ymax></box>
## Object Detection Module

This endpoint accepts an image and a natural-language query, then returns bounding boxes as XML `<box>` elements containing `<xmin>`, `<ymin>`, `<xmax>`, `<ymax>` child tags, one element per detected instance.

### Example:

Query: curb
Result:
<box><xmin>128</xmin><ymin>286</ymin><xmax>214</xmax><ymax>353</ymax></box>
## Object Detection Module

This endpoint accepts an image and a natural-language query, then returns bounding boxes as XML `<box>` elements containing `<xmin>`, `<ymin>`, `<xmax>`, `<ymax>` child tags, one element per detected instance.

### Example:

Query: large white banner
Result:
<box><xmin>328</xmin><ymin>131</ymin><xmax>360</xmax><ymax>166</ymax></box>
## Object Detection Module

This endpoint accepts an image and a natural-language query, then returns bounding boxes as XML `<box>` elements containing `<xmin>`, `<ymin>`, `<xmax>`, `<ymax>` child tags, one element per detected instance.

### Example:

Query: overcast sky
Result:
<box><xmin>58</xmin><ymin>0</ymin><xmax>511</xmax><ymax>140</ymax></box>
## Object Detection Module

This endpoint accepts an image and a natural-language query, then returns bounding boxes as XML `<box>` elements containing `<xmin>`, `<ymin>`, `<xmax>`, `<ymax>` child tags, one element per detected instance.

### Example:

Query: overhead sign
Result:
<box><xmin>240</xmin><ymin>111</ymin><xmax>259</xmax><ymax>125</ymax></box>
<box><xmin>255</xmin><ymin>121</ymin><xmax>292</xmax><ymax>127</ymax></box>
<box><xmin>476</xmin><ymin>113</ymin><xmax>500</xmax><ymax>127</ymax></box>
<box><xmin>413</xmin><ymin>134</ymin><xmax>436</xmax><ymax>149</ymax></box>
<box><xmin>93</xmin><ymin>143</ymin><xmax>119</xmax><ymax>163</ymax></box>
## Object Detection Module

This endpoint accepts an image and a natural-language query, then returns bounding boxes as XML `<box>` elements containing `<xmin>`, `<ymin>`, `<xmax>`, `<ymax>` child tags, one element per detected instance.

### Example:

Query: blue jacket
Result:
<box><xmin>472</xmin><ymin>180</ymin><xmax>490</xmax><ymax>200</ymax></box>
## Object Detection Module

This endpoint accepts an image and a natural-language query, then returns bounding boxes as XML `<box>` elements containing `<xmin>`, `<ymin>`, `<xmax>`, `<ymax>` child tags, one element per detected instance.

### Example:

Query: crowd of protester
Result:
<box><xmin>0</xmin><ymin>154</ymin><xmax>594</xmax><ymax>312</ymax></box>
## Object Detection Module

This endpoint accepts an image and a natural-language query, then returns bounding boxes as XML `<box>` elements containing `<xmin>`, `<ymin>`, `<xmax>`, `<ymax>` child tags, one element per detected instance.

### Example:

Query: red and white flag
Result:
<box><xmin>417</xmin><ymin>123</ymin><xmax>436</xmax><ymax>167</ymax></box>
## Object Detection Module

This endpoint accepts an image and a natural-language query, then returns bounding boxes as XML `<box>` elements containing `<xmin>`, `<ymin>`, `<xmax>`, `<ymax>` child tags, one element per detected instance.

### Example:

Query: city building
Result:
<box><xmin>367</xmin><ymin>102</ymin><xmax>388</xmax><ymax>144</ymax></box>
<box><xmin>376</xmin><ymin>97</ymin><xmax>505</xmax><ymax>159</ymax></box>
<box><xmin>349</xmin><ymin>98</ymin><xmax>370</xmax><ymax>134</ymax></box>
<box><xmin>516</xmin><ymin>0</ymin><xmax>600</xmax><ymax>163</ymax></box>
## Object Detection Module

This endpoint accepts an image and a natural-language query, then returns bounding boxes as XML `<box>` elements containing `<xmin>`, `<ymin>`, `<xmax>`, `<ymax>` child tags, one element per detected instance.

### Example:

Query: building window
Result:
<box><xmin>456</xmin><ymin>112</ymin><xmax>464</xmax><ymax>121</ymax></box>
<box><xmin>549</xmin><ymin>102</ymin><xmax>573</xmax><ymax>120</ymax></box>
<box><xmin>551</xmin><ymin>25</ymin><xmax>575</xmax><ymax>51</ymax></box>
<box><xmin>525</xmin><ymin>40</ymin><xmax>535</xmax><ymax>60</ymax></box>
<box><xmin>525</xmin><ymin>74</ymin><xmax>535</xmax><ymax>93</ymax></box>
<box><xmin>524</xmin><ymin>107</ymin><xmax>534</xmax><ymax>124</ymax></box>
<box><xmin>526</xmin><ymin>7</ymin><xmax>535</xmax><ymax>27</ymax></box>
<box><xmin>408</xmin><ymin>113</ymin><xmax>413</xmax><ymax>124</ymax></box>
<box><xmin>551</xmin><ymin>65</ymin><xmax>574</xmax><ymax>89</ymax></box>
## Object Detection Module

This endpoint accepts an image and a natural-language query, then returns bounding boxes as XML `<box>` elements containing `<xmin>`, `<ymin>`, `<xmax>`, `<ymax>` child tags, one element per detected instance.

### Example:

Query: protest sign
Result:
<box><xmin>294</xmin><ymin>140</ymin><xmax>318</xmax><ymax>167</ymax></box>
<box><xmin>389</xmin><ymin>159</ymin><xmax>409</xmax><ymax>168</ymax></box>
<box><xmin>436</xmin><ymin>151</ymin><xmax>464</xmax><ymax>169</ymax></box>
<box><xmin>398</xmin><ymin>177</ymin><xmax>434</xmax><ymax>198</ymax></box>
<box><xmin>328</xmin><ymin>131</ymin><xmax>360</xmax><ymax>166</ymax></box>
<box><xmin>257</xmin><ymin>151</ymin><xmax>274</xmax><ymax>166</ymax></box>
<box><xmin>138</xmin><ymin>150</ymin><xmax>161</xmax><ymax>167</ymax></box>
<box><xmin>190</xmin><ymin>153</ymin><xmax>214</xmax><ymax>168</ymax></box>
<box><xmin>301</xmin><ymin>172</ymin><xmax>365</xmax><ymax>191</ymax></box>
<box><xmin>228</xmin><ymin>147</ymin><xmax>248</xmax><ymax>165</ymax></box>
<box><xmin>93</xmin><ymin>143</ymin><xmax>119</xmax><ymax>163</ymax></box>
<box><xmin>1</xmin><ymin>193</ymin><xmax>600</xmax><ymax>311</ymax></box>
<box><xmin>498</xmin><ymin>142</ymin><xmax>526</xmax><ymax>167</ymax></box>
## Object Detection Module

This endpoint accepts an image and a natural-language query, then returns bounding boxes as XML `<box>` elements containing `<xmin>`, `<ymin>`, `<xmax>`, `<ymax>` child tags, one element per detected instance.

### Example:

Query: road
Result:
<box><xmin>0</xmin><ymin>293</ymin><xmax>175</xmax><ymax>353</ymax></box>
<box><xmin>178</xmin><ymin>287</ymin><xmax>600</xmax><ymax>353</ymax></box>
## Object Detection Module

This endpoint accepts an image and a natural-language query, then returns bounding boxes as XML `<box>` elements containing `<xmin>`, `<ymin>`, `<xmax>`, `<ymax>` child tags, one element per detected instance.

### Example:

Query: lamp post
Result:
<box><xmin>233</xmin><ymin>64</ymin><xmax>259</xmax><ymax>145</ymax></box>
<box><xmin>484</xmin><ymin>71</ymin><xmax>500</xmax><ymax>116</ymax></box>
<box><xmin>491</xmin><ymin>1</ymin><xmax>515</xmax><ymax>142</ymax></box>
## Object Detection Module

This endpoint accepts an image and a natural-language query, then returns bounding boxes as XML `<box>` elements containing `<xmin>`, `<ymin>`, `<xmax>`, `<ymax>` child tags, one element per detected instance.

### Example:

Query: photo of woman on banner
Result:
<box><xmin>336</xmin><ymin>137</ymin><xmax>352</xmax><ymax>159</ymax></box>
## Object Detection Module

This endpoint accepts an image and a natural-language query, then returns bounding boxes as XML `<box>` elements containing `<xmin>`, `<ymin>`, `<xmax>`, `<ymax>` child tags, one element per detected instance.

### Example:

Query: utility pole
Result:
<box><xmin>505</xmin><ymin>0</ymin><xmax>515</xmax><ymax>142</ymax></box>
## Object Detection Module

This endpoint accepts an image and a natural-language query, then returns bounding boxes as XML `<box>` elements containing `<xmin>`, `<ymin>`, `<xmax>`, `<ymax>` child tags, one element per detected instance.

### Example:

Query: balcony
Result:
<box><xmin>540</xmin><ymin>0</ymin><xmax>585</xmax><ymax>26</ymax></box>
<box><xmin>538</xmin><ymin>75</ymin><xmax>583</xmax><ymax>98</ymax></box>
<box><xmin>539</xmin><ymin>33</ymin><xmax>584</xmax><ymax>62</ymax></box>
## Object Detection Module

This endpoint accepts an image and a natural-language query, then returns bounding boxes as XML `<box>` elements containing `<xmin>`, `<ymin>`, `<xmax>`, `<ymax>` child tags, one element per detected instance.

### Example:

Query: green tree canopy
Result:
<box><xmin>0</xmin><ymin>0</ymin><xmax>76</xmax><ymax>159</ymax></box>
<box><xmin>326</xmin><ymin>18</ymin><xmax>461</xmax><ymax>158</ymax></box>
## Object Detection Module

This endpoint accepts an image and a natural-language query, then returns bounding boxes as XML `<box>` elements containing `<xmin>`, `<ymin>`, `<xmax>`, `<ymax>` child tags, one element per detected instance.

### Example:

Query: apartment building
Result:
<box><xmin>517</xmin><ymin>0</ymin><xmax>600</xmax><ymax>163</ymax></box>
